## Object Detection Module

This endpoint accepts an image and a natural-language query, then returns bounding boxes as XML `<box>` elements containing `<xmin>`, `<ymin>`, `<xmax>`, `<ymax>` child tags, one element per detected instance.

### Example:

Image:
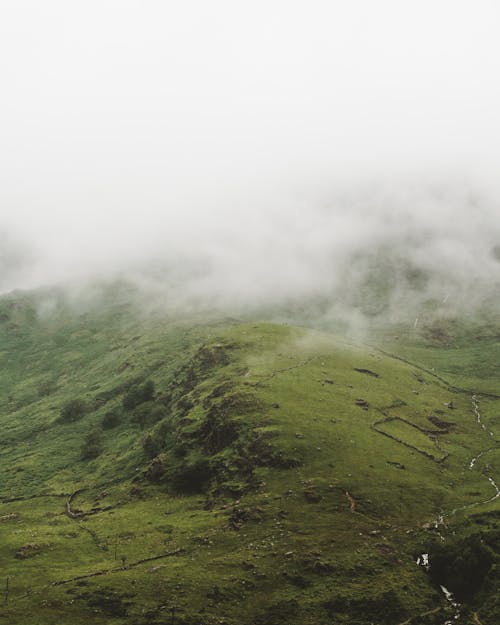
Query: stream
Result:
<box><xmin>417</xmin><ymin>393</ymin><xmax>499</xmax><ymax>624</ymax></box>
<box><xmin>440</xmin><ymin>585</ymin><xmax>461</xmax><ymax>625</ymax></box>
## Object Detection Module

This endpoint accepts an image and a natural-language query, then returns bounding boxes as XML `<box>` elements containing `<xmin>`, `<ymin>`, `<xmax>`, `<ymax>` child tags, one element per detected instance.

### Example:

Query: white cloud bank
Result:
<box><xmin>1</xmin><ymin>1</ymin><xmax>500</xmax><ymax>315</ymax></box>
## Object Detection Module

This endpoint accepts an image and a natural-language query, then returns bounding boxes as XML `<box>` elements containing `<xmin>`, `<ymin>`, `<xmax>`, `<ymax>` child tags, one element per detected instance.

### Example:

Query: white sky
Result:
<box><xmin>1</xmin><ymin>1</ymin><xmax>500</xmax><ymax>293</ymax></box>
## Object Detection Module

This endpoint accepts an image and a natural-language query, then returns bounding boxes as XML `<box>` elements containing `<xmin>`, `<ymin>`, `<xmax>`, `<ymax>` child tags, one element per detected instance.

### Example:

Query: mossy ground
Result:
<box><xmin>0</xmin><ymin>289</ymin><xmax>498</xmax><ymax>624</ymax></box>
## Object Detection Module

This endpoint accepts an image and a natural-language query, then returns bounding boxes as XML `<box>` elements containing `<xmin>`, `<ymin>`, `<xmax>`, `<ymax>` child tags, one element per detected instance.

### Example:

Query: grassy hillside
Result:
<box><xmin>0</xmin><ymin>287</ymin><xmax>498</xmax><ymax>624</ymax></box>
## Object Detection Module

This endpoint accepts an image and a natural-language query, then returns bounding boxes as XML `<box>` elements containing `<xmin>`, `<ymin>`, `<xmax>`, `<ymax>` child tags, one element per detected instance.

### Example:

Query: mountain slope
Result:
<box><xmin>0</xmin><ymin>289</ymin><xmax>498</xmax><ymax>624</ymax></box>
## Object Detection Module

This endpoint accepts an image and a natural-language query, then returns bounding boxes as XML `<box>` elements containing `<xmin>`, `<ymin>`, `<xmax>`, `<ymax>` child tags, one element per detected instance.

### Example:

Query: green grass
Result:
<box><xmin>0</xmin><ymin>288</ymin><xmax>498</xmax><ymax>624</ymax></box>
<box><xmin>374</xmin><ymin>417</ymin><xmax>447</xmax><ymax>461</ymax></box>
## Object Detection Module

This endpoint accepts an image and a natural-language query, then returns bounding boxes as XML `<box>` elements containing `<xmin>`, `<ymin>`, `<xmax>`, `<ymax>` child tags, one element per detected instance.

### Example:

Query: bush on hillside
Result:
<box><xmin>37</xmin><ymin>379</ymin><xmax>57</xmax><ymax>397</ymax></box>
<box><xmin>132</xmin><ymin>402</ymin><xmax>165</xmax><ymax>430</ymax></box>
<box><xmin>58</xmin><ymin>398</ymin><xmax>87</xmax><ymax>423</ymax></box>
<box><xmin>81</xmin><ymin>428</ymin><xmax>103</xmax><ymax>460</ymax></box>
<box><xmin>141</xmin><ymin>433</ymin><xmax>162</xmax><ymax>459</ymax></box>
<box><xmin>102</xmin><ymin>409</ymin><xmax>121</xmax><ymax>429</ymax></box>
<box><xmin>170</xmin><ymin>458</ymin><xmax>213</xmax><ymax>493</ymax></box>
<box><xmin>429</xmin><ymin>533</ymin><xmax>495</xmax><ymax>599</ymax></box>
<box><xmin>141</xmin><ymin>419</ymin><xmax>174</xmax><ymax>458</ymax></box>
<box><xmin>122</xmin><ymin>380</ymin><xmax>155</xmax><ymax>411</ymax></box>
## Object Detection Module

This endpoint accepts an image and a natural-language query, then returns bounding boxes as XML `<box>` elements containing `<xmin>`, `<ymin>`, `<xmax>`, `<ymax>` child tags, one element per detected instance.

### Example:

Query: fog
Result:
<box><xmin>2</xmin><ymin>1</ymin><xmax>500</xmax><ymax>321</ymax></box>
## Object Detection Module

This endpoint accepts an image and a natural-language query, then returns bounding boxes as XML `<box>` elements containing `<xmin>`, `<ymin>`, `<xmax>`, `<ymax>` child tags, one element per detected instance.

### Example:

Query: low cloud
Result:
<box><xmin>1</xmin><ymin>2</ymin><xmax>500</xmax><ymax>325</ymax></box>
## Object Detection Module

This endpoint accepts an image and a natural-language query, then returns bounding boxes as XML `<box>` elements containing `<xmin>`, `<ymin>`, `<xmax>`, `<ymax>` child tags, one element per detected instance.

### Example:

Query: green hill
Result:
<box><xmin>0</xmin><ymin>286</ymin><xmax>498</xmax><ymax>624</ymax></box>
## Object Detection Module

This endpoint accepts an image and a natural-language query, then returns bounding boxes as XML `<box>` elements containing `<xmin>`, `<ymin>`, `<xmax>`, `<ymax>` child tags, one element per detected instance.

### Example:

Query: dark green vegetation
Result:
<box><xmin>0</xmin><ymin>284</ymin><xmax>498</xmax><ymax>624</ymax></box>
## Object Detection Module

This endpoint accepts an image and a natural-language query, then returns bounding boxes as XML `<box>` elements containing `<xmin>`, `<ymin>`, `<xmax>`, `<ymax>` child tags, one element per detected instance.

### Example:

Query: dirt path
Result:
<box><xmin>345</xmin><ymin>490</ymin><xmax>356</xmax><ymax>512</ymax></box>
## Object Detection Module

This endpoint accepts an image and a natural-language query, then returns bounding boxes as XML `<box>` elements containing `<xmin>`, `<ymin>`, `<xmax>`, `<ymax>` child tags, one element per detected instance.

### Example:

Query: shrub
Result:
<box><xmin>122</xmin><ymin>380</ymin><xmax>155</xmax><ymax>411</ymax></box>
<box><xmin>81</xmin><ymin>428</ymin><xmax>103</xmax><ymax>460</ymax></box>
<box><xmin>171</xmin><ymin>458</ymin><xmax>213</xmax><ymax>493</ymax></box>
<box><xmin>58</xmin><ymin>398</ymin><xmax>87</xmax><ymax>423</ymax></box>
<box><xmin>145</xmin><ymin>455</ymin><xmax>168</xmax><ymax>483</ymax></box>
<box><xmin>102</xmin><ymin>409</ymin><xmax>121</xmax><ymax>429</ymax></box>
<box><xmin>132</xmin><ymin>402</ymin><xmax>165</xmax><ymax>430</ymax></box>
<box><xmin>141</xmin><ymin>419</ymin><xmax>174</xmax><ymax>458</ymax></box>
<box><xmin>141</xmin><ymin>433</ymin><xmax>162</xmax><ymax>459</ymax></box>
<box><xmin>38</xmin><ymin>379</ymin><xmax>57</xmax><ymax>397</ymax></box>
<box><xmin>429</xmin><ymin>534</ymin><xmax>495</xmax><ymax>599</ymax></box>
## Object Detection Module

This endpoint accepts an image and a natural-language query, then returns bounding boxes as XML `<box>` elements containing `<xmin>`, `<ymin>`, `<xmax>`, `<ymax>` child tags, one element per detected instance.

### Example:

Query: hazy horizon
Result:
<box><xmin>2</xmin><ymin>1</ymin><xmax>500</xmax><ymax>318</ymax></box>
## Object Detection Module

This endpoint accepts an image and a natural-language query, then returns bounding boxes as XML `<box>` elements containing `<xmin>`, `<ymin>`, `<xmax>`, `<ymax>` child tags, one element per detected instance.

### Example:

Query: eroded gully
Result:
<box><xmin>417</xmin><ymin>394</ymin><xmax>499</xmax><ymax>625</ymax></box>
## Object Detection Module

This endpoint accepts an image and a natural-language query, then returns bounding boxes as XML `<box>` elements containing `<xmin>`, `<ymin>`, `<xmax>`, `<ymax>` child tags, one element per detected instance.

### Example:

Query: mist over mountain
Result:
<box><xmin>2</xmin><ymin>1</ymin><xmax>500</xmax><ymax>321</ymax></box>
<box><xmin>3</xmin><ymin>180</ymin><xmax>500</xmax><ymax>329</ymax></box>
